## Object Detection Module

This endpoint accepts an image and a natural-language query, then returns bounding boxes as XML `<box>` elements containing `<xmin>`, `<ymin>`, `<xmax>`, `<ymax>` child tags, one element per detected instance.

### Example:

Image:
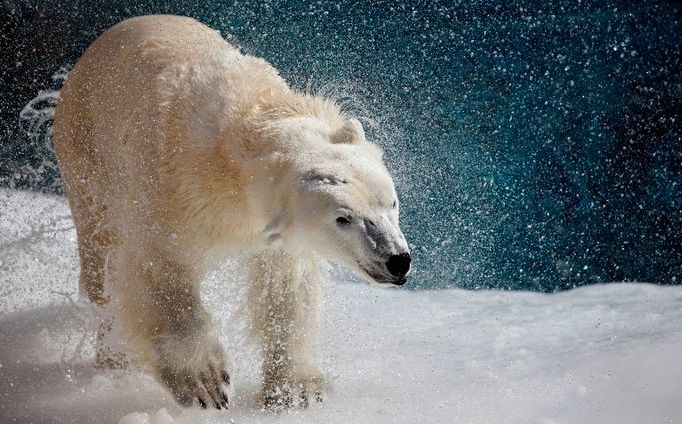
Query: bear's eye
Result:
<box><xmin>336</xmin><ymin>216</ymin><xmax>352</xmax><ymax>226</ymax></box>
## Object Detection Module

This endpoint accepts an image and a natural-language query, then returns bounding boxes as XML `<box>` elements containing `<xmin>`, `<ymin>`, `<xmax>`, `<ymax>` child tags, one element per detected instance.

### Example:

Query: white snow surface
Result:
<box><xmin>1</xmin><ymin>188</ymin><xmax>681</xmax><ymax>424</ymax></box>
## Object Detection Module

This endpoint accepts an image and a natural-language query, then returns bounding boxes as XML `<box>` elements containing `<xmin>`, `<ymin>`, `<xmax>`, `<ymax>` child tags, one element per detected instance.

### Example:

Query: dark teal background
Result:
<box><xmin>1</xmin><ymin>0</ymin><xmax>680</xmax><ymax>291</ymax></box>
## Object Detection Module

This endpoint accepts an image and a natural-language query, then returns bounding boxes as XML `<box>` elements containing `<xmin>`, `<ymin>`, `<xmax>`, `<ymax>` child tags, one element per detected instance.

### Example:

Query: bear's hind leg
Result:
<box><xmin>75</xmin><ymin>205</ymin><xmax>117</xmax><ymax>306</ymax></box>
<box><xmin>60</xmin><ymin>147</ymin><xmax>128</xmax><ymax>367</ymax></box>
<box><xmin>247</xmin><ymin>250</ymin><xmax>326</xmax><ymax>410</ymax></box>
<box><xmin>69</xmin><ymin>196</ymin><xmax>130</xmax><ymax>368</ymax></box>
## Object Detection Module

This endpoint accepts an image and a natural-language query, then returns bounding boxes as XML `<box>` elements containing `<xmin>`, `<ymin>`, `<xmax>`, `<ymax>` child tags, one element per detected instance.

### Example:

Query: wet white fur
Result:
<box><xmin>53</xmin><ymin>15</ymin><xmax>408</xmax><ymax>408</ymax></box>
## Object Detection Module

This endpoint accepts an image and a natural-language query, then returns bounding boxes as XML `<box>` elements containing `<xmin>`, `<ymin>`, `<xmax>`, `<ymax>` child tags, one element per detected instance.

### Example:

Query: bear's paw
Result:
<box><xmin>262</xmin><ymin>374</ymin><xmax>327</xmax><ymax>411</ymax></box>
<box><xmin>154</xmin><ymin>335</ymin><xmax>233</xmax><ymax>410</ymax></box>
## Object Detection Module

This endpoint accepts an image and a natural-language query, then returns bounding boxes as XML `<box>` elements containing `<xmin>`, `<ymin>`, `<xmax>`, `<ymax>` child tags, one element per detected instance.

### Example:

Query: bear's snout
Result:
<box><xmin>386</xmin><ymin>252</ymin><xmax>411</xmax><ymax>284</ymax></box>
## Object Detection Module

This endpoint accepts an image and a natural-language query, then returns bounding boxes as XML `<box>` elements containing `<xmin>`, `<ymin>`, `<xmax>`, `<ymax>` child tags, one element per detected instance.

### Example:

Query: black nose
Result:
<box><xmin>386</xmin><ymin>253</ymin><xmax>411</xmax><ymax>278</ymax></box>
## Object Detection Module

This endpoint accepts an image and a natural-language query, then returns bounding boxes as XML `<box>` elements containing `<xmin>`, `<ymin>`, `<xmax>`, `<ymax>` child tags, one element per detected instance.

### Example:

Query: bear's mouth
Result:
<box><xmin>359</xmin><ymin>264</ymin><xmax>407</xmax><ymax>286</ymax></box>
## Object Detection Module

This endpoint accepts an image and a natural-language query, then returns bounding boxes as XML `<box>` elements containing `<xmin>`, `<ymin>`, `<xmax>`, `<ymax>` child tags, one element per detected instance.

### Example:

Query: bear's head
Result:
<box><xmin>269</xmin><ymin>118</ymin><xmax>411</xmax><ymax>285</ymax></box>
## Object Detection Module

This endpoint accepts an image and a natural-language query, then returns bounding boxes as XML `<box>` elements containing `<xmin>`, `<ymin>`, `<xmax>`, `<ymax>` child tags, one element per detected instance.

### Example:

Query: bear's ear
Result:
<box><xmin>330</xmin><ymin>118</ymin><xmax>365</xmax><ymax>144</ymax></box>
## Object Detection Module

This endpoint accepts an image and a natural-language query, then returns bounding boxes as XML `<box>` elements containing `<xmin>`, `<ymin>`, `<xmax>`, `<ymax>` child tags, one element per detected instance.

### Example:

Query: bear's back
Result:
<box><xmin>105</xmin><ymin>15</ymin><xmax>236</xmax><ymax>61</ymax></box>
<box><xmin>54</xmin><ymin>15</ymin><xmax>270</xmax><ymax>253</ymax></box>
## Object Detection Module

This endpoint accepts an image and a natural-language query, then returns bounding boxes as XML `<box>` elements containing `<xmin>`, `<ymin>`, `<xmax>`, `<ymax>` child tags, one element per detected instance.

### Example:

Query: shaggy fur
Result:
<box><xmin>54</xmin><ymin>14</ymin><xmax>409</xmax><ymax>410</ymax></box>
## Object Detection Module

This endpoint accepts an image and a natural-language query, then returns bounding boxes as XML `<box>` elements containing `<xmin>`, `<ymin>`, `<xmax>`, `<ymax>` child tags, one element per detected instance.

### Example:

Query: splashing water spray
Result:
<box><xmin>16</xmin><ymin>66</ymin><xmax>70</xmax><ymax>191</ymax></box>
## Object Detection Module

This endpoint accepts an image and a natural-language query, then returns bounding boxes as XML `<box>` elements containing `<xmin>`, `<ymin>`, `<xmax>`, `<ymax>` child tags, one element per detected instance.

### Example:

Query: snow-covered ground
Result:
<box><xmin>1</xmin><ymin>188</ymin><xmax>681</xmax><ymax>424</ymax></box>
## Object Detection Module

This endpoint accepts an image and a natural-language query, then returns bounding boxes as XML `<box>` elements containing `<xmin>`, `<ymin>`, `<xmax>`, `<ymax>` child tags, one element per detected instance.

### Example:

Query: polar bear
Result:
<box><xmin>54</xmin><ymin>15</ymin><xmax>411</xmax><ymax>410</ymax></box>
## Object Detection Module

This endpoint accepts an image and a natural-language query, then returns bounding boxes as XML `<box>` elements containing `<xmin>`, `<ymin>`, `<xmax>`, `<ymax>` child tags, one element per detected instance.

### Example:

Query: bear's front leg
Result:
<box><xmin>248</xmin><ymin>250</ymin><xmax>326</xmax><ymax>410</ymax></box>
<box><xmin>146</xmin><ymin>260</ymin><xmax>232</xmax><ymax>410</ymax></box>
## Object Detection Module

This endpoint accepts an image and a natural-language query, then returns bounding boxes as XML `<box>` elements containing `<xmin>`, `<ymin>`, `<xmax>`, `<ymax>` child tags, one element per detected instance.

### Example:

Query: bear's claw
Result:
<box><xmin>154</xmin><ymin>333</ymin><xmax>233</xmax><ymax>410</ymax></box>
<box><xmin>159</xmin><ymin>365</ymin><xmax>231</xmax><ymax>410</ymax></box>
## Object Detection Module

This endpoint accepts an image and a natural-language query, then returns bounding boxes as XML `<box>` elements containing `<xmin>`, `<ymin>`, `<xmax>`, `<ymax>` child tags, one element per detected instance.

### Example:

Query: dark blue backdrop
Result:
<box><xmin>1</xmin><ymin>0</ymin><xmax>680</xmax><ymax>291</ymax></box>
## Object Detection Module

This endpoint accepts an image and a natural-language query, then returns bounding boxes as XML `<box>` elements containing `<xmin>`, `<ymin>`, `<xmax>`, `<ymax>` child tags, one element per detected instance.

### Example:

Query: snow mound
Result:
<box><xmin>1</xmin><ymin>188</ymin><xmax>681</xmax><ymax>423</ymax></box>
